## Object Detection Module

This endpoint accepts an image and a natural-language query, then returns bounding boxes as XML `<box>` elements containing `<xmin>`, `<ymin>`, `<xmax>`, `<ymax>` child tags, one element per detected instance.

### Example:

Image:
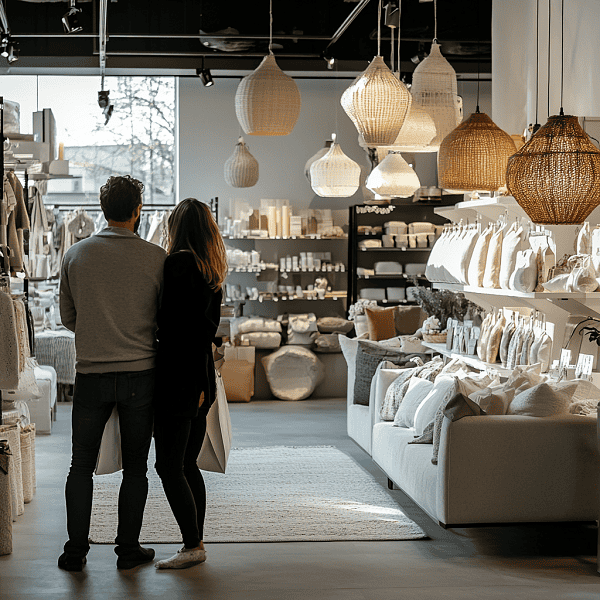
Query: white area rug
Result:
<box><xmin>89</xmin><ymin>445</ymin><xmax>426</xmax><ymax>543</ymax></box>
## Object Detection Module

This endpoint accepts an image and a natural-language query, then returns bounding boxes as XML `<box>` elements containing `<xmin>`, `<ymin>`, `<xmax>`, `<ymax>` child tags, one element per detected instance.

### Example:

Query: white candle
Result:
<box><xmin>268</xmin><ymin>206</ymin><xmax>277</xmax><ymax>238</ymax></box>
<box><xmin>282</xmin><ymin>205</ymin><xmax>290</xmax><ymax>237</ymax></box>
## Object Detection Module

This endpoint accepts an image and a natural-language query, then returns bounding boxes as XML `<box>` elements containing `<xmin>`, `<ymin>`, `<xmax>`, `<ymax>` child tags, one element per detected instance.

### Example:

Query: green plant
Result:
<box><xmin>412</xmin><ymin>287</ymin><xmax>482</xmax><ymax>329</ymax></box>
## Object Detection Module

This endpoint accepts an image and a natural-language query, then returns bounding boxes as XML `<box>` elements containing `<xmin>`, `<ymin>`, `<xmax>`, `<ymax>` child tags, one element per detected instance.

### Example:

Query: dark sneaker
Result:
<box><xmin>58</xmin><ymin>552</ymin><xmax>87</xmax><ymax>572</ymax></box>
<box><xmin>116</xmin><ymin>546</ymin><xmax>155</xmax><ymax>570</ymax></box>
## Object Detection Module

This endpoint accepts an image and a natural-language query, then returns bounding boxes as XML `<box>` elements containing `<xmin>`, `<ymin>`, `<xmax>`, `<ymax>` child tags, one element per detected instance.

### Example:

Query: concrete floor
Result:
<box><xmin>1</xmin><ymin>398</ymin><xmax>600</xmax><ymax>599</ymax></box>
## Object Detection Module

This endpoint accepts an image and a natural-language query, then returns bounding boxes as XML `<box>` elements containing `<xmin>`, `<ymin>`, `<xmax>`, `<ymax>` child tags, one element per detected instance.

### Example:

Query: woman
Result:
<box><xmin>153</xmin><ymin>198</ymin><xmax>227</xmax><ymax>569</ymax></box>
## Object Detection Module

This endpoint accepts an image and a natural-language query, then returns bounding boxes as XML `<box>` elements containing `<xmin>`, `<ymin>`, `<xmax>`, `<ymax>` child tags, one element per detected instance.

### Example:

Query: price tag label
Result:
<box><xmin>559</xmin><ymin>349</ymin><xmax>572</xmax><ymax>371</ymax></box>
<box><xmin>576</xmin><ymin>353</ymin><xmax>594</xmax><ymax>379</ymax></box>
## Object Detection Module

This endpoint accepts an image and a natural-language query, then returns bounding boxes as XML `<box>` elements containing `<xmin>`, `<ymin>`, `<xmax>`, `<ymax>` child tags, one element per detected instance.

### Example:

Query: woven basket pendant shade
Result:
<box><xmin>341</xmin><ymin>56</ymin><xmax>412</xmax><ymax>147</ymax></box>
<box><xmin>410</xmin><ymin>43</ymin><xmax>462</xmax><ymax>148</ymax></box>
<box><xmin>235</xmin><ymin>54</ymin><xmax>301</xmax><ymax>136</ymax></box>
<box><xmin>224</xmin><ymin>138</ymin><xmax>259</xmax><ymax>188</ymax></box>
<box><xmin>304</xmin><ymin>141</ymin><xmax>333</xmax><ymax>183</ymax></box>
<box><xmin>506</xmin><ymin>115</ymin><xmax>600</xmax><ymax>224</ymax></box>
<box><xmin>382</xmin><ymin>104</ymin><xmax>437</xmax><ymax>153</ymax></box>
<box><xmin>366</xmin><ymin>151</ymin><xmax>420</xmax><ymax>198</ymax></box>
<box><xmin>438</xmin><ymin>112</ymin><xmax>517</xmax><ymax>192</ymax></box>
<box><xmin>310</xmin><ymin>136</ymin><xmax>361</xmax><ymax>198</ymax></box>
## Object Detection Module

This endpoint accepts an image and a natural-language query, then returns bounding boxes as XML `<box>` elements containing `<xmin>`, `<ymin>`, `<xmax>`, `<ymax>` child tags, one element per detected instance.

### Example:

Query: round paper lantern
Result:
<box><xmin>410</xmin><ymin>43</ymin><xmax>463</xmax><ymax>148</ymax></box>
<box><xmin>224</xmin><ymin>137</ymin><xmax>259</xmax><ymax>188</ymax></box>
<box><xmin>310</xmin><ymin>135</ymin><xmax>361</xmax><ymax>198</ymax></box>
<box><xmin>507</xmin><ymin>114</ymin><xmax>600</xmax><ymax>224</ymax></box>
<box><xmin>382</xmin><ymin>104</ymin><xmax>437</xmax><ymax>153</ymax></box>
<box><xmin>235</xmin><ymin>54</ymin><xmax>301</xmax><ymax>136</ymax></box>
<box><xmin>304</xmin><ymin>141</ymin><xmax>332</xmax><ymax>183</ymax></box>
<box><xmin>438</xmin><ymin>112</ymin><xmax>517</xmax><ymax>192</ymax></box>
<box><xmin>366</xmin><ymin>151</ymin><xmax>420</xmax><ymax>198</ymax></box>
<box><xmin>341</xmin><ymin>55</ymin><xmax>412</xmax><ymax>147</ymax></box>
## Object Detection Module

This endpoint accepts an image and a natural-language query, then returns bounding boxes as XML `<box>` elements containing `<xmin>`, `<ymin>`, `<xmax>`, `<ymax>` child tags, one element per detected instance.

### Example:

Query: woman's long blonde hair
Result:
<box><xmin>166</xmin><ymin>198</ymin><xmax>228</xmax><ymax>290</ymax></box>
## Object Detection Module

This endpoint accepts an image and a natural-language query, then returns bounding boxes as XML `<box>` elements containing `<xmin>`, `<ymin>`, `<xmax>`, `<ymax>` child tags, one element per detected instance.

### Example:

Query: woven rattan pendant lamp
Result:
<box><xmin>366</xmin><ymin>151</ymin><xmax>420</xmax><ymax>198</ymax></box>
<box><xmin>310</xmin><ymin>134</ymin><xmax>361</xmax><ymax>198</ymax></box>
<box><xmin>304</xmin><ymin>140</ymin><xmax>333</xmax><ymax>183</ymax></box>
<box><xmin>341</xmin><ymin>0</ymin><xmax>411</xmax><ymax>147</ymax></box>
<box><xmin>234</xmin><ymin>1</ymin><xmax>301</xmax><ymax>136</ymax></box>
<box><xmin>410</xmin><ymin>0</ymin><xmax>462</xmax><ymax>149</ymax></box>
<box><xmin>506</xmin><ymin>0</ymin><xmax>600</xmax><ymax>224</ymax></box>
<box><xmin>224</xmin><ymin>137</ymin><xmax>259</xmax><ymax>188</ymax></box>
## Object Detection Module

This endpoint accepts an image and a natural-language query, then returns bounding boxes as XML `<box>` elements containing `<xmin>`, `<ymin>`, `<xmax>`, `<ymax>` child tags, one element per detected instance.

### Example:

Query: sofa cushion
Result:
<box><xmin>414</xmin><ymin>376</ymin><xmax>460</xmax><ymax>435</ymax></box>
<box><xmin>394</xmin><ymin>377</ymin><xmax>434</xmax><ymax>428</ymax></box>
<box><xmin>366</xmin><ymin>307</ymin><xmax>397</xmax><ymax>341</ymax></box>
<box><xmin>380</xmin><ymin>367</ymin><xmax>419</xmax><ymax>420</ymax></box>
<box><xmin>353</xmin><ymin>341</ymin><xmax>417</xmax><ymax>406</ymax></box>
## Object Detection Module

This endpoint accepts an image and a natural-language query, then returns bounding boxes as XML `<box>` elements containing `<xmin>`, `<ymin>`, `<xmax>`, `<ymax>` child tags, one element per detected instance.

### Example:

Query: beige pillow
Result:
<box><xmin>477</xmin><ymin>313</ymin><xmax>493</xmax><ymax>361</ymax></box>
<box><xmin>366</xmin><ymin>307</ymin><xmax>397</xmax><ymax>341</ymax></box>
<box><xmin>467</xmin><ymin>225</ymin><xmax>494</xmax><ymax>287</ymax></box>
<box><xmin>393</xmin><ymin>377</ymin><xmax>434</xmax><ymax>428</ymax></box>
<box><xmin>485</xmin><ymin>315</ymin><xmax>506</xmax><ymax>364</ymax></box>
<box><xmin>482</xmin><ymin>225</ymin><xmax>506</xmax><ymax>289</ymax></box>
<box><xmin>499</xmin><ymin>226</ymin><xmax>524</xmax><ymax>290</ymax></box>
<box><xmin>499</xmin><ymin>320</ymin><xmax>516</xmax><ymax>366</ymax></box>
<box><xmin>509</xmin><ymin>249</ymin><xmax>537</xmax><ymax>293</ymax></box>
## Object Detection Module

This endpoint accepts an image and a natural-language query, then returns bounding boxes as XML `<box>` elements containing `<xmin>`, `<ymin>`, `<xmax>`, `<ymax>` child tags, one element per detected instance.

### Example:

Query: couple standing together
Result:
<box><xmin>57</xmin><ymin>175</ymin><xmax>227</xmax><ymax>571</ymax></box>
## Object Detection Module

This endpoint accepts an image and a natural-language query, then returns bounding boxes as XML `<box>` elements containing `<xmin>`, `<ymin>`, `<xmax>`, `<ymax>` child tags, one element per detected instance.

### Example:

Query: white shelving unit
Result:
<box><xmin>433</xmin><ymin>197</ymin><xmax>600</xmax><ymax>367</ymax></box>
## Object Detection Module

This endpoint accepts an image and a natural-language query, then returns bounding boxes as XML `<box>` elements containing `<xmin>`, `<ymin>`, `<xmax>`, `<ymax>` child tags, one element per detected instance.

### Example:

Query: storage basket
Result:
<box><xmin>0</xmin><ymin>425</ymin><xmax>23</xmax><ymax>520</ymax></box>
<box><xmin>422</xmin><ymin>332</ymin><xmax>448</xmax><ymax>343</ymax></box>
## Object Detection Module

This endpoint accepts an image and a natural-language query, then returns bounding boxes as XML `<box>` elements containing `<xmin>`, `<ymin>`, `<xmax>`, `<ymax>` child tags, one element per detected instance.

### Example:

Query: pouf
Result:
<box><xmin>262</xmin><ymin>346</ymin><xmax>324</xmax><ymax>401</ymax></box>
<box><xmin>0</xmin><ymin>425</ymin><xmax>23</xmax><ymax>520</ymax></box>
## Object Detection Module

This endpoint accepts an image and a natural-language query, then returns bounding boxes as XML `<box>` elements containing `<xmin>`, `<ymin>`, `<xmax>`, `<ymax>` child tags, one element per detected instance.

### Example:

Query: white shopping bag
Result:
<box><xmin>197</xmin><ymin>372</ymin><xmax>232</xmax><ymax>473</ymax></box>
<box><xmin>95</xmin><ymin>406</ymin><xmax>122</xmax><ymax>475</ymax></box>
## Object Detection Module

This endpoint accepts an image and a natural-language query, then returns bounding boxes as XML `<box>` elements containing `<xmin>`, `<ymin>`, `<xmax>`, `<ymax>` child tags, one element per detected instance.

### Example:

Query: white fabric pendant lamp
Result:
<box><xmin>310</xmin><ymin>134</ymin><xmax>361</xmax><ymax>198</ymax></box>
<box><xmin>366</xmin><ymin>151</ymin><xmax>421</xmax><ymax>199</ymax></box>
<box><xmin>224</xmin><ymin>137</ymin><xmax>259</xmax><ymax>188</ymax></box>
<box><xmin>234</xmin><ymin>1</ymin><xmax>301</xmax><ymax>136</ymax></box>
<box><xmin>304</xmin><ymin>140</ymin><xmax>333</xmax><ymax>183</ymax></box>
<box><xmin>340</xmin><ymin>1</ymin><xmax>411</xmax><ymax>147</ymax></box>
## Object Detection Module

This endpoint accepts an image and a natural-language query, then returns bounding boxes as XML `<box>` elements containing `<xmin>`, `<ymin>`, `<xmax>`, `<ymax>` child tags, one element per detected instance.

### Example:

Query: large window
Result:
<box><xmin>0</xmin><ymin>75</ymin><xmax>176</xmax><ymax>205</ymax></box>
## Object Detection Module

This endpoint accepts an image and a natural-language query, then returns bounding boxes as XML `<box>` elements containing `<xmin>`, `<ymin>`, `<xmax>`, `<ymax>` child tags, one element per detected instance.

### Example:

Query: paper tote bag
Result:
<box><xmin>197</xmin><ymin>372</ymin><xmax>232</xmax><ymax>474</ymax></box>
<box><xmin>95</xmin><ymin>406</ymin><xmax>123</xmax><ymax>475</ymax></box>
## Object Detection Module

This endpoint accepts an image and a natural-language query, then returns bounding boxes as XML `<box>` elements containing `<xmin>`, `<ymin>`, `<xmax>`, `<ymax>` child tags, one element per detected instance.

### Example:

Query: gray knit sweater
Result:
<box><xmin>59</xmin><ymin>227</ymin><xmax>166</xmax><ymax>374</ymax></box>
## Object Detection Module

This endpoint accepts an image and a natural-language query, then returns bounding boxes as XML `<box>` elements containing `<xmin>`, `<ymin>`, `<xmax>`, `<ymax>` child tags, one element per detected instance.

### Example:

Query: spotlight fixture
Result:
<box><xmin>98</xmin><ymin>90</ymin><xmax>114</xmax><ymax>125</ymax></box>
<box><xmin>6</xmin><ymin>43</ymin><xmax>18</xmax><ymax>64</ymax></box>
<box><xmin>62</xmin><ymin>0</ymin><xmax>83</xmax><ymax>34</ymax></box>
<box><xmin>321</xmin><ymin>52</ymin><xmax>336</xmax><ymax>70</ymax></box>
<box><xmin>197</xmin><ymin>56</ymin><xmax>214</xmax><ymax>87</ymax></box>
<box><xmin>0</xmin><ymin>36</ymin><xmax>8</xmax><ymax>58</ymax></box>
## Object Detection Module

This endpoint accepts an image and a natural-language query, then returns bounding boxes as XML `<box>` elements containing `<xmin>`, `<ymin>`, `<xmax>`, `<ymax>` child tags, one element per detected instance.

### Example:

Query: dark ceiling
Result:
<box><xmin>4</xmin><ymin>0</ymin><xmax>492</xmax><ymax>76</ymax></box>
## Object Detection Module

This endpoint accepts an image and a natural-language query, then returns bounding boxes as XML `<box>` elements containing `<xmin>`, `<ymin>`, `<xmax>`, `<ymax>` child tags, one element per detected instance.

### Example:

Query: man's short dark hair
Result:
<box><xmin>99</xmin><ymin>175</ymin><xmax>144</xmax><ymax>222</ymax></box>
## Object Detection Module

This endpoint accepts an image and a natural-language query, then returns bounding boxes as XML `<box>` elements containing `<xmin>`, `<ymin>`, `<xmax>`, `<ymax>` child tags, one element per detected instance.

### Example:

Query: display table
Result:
<box><xmin>34</xmin><ymin>329</ymin><xmax>76</xmax><ymax>386</ymax></box>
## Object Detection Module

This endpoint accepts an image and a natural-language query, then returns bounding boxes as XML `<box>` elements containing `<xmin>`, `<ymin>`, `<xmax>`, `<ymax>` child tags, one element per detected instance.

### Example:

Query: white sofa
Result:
<box><xmin>342</xmin><ymin>339</ymin><xmax>600</xmax><ymax>527</ymax></box>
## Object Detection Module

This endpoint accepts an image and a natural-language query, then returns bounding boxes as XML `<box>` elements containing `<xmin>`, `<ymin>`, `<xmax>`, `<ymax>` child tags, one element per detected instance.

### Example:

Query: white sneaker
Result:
<box><xmin>154</xmin><ymin>546</ymin><xmax>206</xmax><ymax>570</ymax></box>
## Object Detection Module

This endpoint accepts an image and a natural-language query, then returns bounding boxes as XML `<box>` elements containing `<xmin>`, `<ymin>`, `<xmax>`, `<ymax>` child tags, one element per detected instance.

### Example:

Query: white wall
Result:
<box><xmin>178</xmin><ymin>75</ymin><xmax>491</xmax><ymax>225</ymax></box>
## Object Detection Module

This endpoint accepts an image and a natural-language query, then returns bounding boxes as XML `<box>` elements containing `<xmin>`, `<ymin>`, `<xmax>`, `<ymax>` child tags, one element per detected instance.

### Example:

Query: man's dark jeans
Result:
<box><xmin>63</xmin><ymin>369</ymin><xmax>155</xmax><ymax>558</ymax></box>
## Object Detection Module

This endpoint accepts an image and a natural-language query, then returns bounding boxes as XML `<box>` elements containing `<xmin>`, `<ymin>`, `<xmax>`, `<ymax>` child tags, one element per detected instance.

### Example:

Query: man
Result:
<box><xmin>58</xmin><ymin>175</ymin><xmax>166</xmax><ymax>571</ymax></box>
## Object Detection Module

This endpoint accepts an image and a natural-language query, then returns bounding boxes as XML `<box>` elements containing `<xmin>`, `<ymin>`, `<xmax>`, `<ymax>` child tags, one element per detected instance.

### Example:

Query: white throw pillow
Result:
<box><xmin>374</xmin><ymin>367</ymin><xmax>408</xmax><ymax>420</ymax></box>
<box><xmin>393</xmin><ymin>377</ymin><xmax>434</xmax><ymax>428</ymax></box>
<box><xmin>469</xmin><ymin>384</ymin><xmax>513</xmax><ymax>415</ymax></box>
<box><xmin>414</xmin><ymin>376</ymin><xmax>459</xmax><ymax>435</ymax></box>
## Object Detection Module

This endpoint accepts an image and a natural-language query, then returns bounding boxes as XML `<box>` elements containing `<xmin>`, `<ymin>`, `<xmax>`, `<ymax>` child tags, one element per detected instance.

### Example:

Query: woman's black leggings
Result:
<box><xmin>154</xmin><ymin>411</ymin><xmax>207</xmax><ymax>548</ymax></box>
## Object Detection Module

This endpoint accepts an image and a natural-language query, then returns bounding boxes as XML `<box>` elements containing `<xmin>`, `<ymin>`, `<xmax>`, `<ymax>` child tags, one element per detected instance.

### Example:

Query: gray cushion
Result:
<box><xmin>352</xmin><ymin>340</ymin><xmax>421</xmax><ymax>406</ymax></box>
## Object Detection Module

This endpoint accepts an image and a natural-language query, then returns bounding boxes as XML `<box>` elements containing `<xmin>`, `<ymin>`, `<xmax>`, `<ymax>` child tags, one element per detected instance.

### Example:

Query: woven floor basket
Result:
<box><xmin>341</xmin><ymin>56</ymin><xmax>411</xmax><ymax>147</ymax></box>
<box><xmin>224</xmin><ymin>139</ymin><xmax>259</xmax><ymax>188</ymax></box>
<box><xmin>506</xmin><ymin>115</ymin><xmax>600</xmax><ymax>224</ymax></box>
<box><xmin>0</xmin><ymin>425</ymin><xmax>23</xmax><ymax>521</ymax></box>
<box><xmin>438</xmin><ymin>112</ymin><xmax>517</xmax><ymax>192</ymax></box>
<box><xmin>20</xmin><ymin>424</ymin><xmax>35</xmax><ymax>504</ymax></box>
<box><xmin>0</xmin><ymin>449</ymin><xmax>11</xmax><ymax>555</ymax></box>
<box><xmin>235</xmin><ymin>54</ymin><xmax>301</xmax><ymax>136</ymax></box>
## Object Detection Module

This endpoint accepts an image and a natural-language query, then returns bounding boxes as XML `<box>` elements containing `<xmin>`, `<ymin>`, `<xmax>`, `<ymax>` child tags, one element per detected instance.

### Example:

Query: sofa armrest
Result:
<box><xmin>436</xmin><ymin>414</ymin><xmax>599</xmax><ymax>525</ymax></box>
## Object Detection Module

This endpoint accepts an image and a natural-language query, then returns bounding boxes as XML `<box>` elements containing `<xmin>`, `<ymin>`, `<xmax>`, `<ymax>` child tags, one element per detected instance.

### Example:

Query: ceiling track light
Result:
<box><xmin>197</xmin><ymin>56</ymin><xmax>214</xmax><ymax>87</ymax></box>
<box><xmin>62</xmin><ymin>0</ymin><xmax>83</xmax><ymax>34</ymax></box>
<box><xmin>1</xmin><ymin>37</ymin><xmax>17</xmax><ymax>63</ymax></box>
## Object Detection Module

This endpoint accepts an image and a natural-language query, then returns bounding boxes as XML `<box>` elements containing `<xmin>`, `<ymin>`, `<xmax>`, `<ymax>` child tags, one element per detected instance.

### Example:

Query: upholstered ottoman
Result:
<box><xmin>24</xmin><ymin>366</ymin><xmax>57</xmax><ymax>435</ymax></box>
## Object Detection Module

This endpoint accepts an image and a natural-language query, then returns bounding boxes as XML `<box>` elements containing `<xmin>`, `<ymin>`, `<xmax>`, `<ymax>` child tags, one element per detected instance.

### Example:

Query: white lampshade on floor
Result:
<box><xmin>310</xmin><ymin>134</ymin><xmax>361</xmax><ymax>198</ymax></box>
<box><xmin>366</xmin><ymin>151</ymin><xmax>420</xmax><ymax>198</ymax></box>
<box><xmin>341</xmin><ymin>56</ymin><xmax>412</xmax><ymax>147</ymax></box>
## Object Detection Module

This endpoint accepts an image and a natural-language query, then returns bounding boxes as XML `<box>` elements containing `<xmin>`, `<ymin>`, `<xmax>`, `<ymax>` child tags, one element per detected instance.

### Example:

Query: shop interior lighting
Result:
<box><xmin>197</xmin><ymin>56</ymin><xmax>214</xmax><ymax>87</ymax></box>
<box><xmin>62</xmin><ymin>0</ymin><xmax>83</xmax><ymax>34</ymax></box>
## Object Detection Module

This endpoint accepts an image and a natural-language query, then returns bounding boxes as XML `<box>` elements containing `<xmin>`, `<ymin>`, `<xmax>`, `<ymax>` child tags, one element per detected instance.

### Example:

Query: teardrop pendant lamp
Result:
<box><xmin>438</xmin><ymin>111</ymin><xmax>517</xmax><ymax>192</ymax></box>
<box><xmin>304</xmin><ymin>140</ymin><xmax>333</xmax><ymax>183</ymax></box>
<box><xmin>410</xmin><ymin>2</ymin><xmax>462</xmax><ymax>149</ymax></box>
<box><xmin>224</xmin><ymin>137</ymin><xmax>259</xmax><ymax>188</ymax></box>
<box><xmin>341</xmin><ymin>0</ymin><xmax>411</xmax><ymax>146</ymax></box>
<box><xmin>506</xmin><ymin>0</ymin><xmax>600</xmax><ymax>224</ymax></box>
<box><xmin>310</xmin><ymin>134</ymin><xmax>361</xmax><ymax>198</ymax></box>
<box><xmin>366</xmin><ymin>151</ymin><xmax>420</xmax><ymax>198</ymax></box>
<box><xmin>385</xmin><ymin>103</ymin><xmax>437</xmax><ymax>153</ymax></box>
<box><xmin>234</xmin><ymin>1</ymin><xmax>301</xmax><ymax>136</ymax></box>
